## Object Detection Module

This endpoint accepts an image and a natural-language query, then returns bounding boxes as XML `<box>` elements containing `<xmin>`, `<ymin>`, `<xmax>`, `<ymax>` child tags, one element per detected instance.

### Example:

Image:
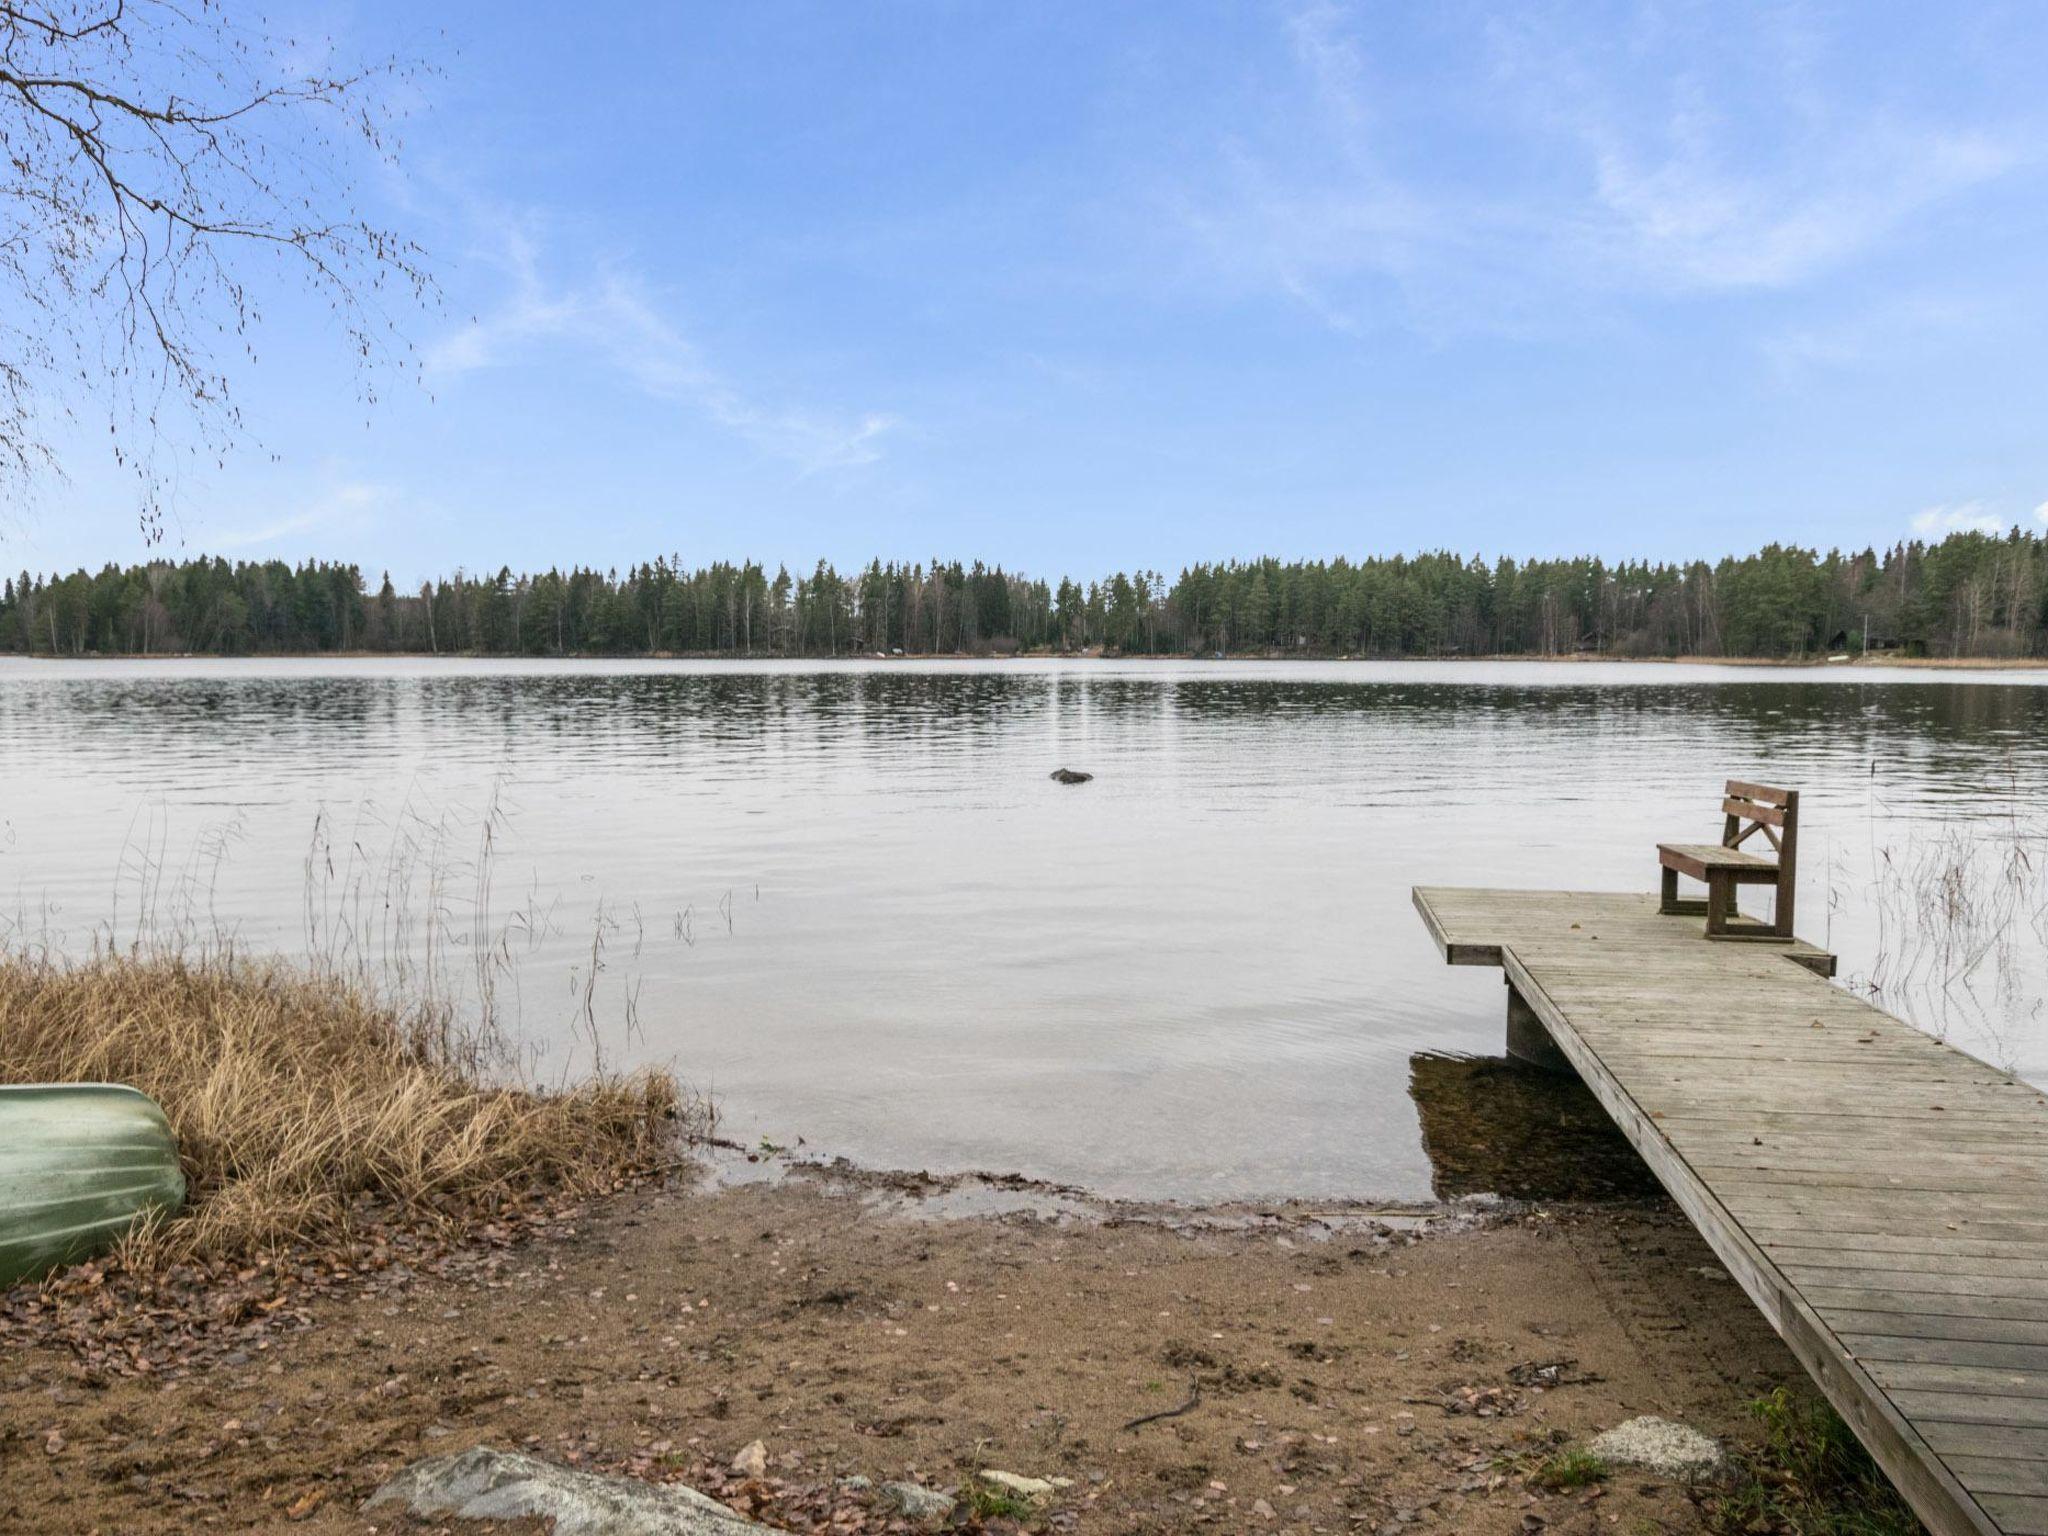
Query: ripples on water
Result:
<box><xmin>2</xmin><ymin>656</ymin><xmax>2044</xmax><ymax>1202</ymax></box>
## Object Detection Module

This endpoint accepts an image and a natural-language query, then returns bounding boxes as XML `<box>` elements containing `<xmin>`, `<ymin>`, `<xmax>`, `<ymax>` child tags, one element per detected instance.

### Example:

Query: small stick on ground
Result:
<box><xmin>1122</xmin><ymin>1380</ymin><xmax>1201</xmax><ymax>1432</ymax></box>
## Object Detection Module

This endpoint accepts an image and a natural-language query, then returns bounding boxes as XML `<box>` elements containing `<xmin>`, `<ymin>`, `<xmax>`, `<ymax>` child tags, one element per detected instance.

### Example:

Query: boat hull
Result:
<box><xmin>0</xmin><ymin>1084</ymin><xmax>186</xmax><ymax>1287</ymax></box>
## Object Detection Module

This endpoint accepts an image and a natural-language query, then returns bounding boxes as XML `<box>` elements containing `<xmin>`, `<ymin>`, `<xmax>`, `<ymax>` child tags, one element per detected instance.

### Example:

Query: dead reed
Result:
<box><xmin>0</xmin><ymin>950</ymin><xmax>687</xmax><ymax>1266</ymax></box>
<box><xmin>1856</xmin><ymin>763</ymin><xmax>2047</xmax><ymax>1066</ymax></box>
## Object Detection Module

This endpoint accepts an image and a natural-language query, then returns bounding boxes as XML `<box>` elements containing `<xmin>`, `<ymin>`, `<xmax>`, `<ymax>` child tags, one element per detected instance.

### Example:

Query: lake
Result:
<box><xmin>3</xmin><ymin>656</ymin><xmax>2045</xmax><ymax>1203</ymax></box>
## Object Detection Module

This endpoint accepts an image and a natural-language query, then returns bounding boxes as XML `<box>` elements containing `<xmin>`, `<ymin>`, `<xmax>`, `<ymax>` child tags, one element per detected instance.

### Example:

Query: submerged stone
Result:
<box><xmin>364</xmin><ymin>1446</ymin><xmax>783</xmax><ymax>1534</ymax></box>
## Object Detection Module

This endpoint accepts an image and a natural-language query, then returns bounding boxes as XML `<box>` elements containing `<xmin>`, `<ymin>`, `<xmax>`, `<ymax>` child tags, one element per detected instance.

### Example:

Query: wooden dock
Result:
<box><xmin>1413</xmin><ymin>885</ymin><xmax>2048</xmax><ymax>1536</ymax></box>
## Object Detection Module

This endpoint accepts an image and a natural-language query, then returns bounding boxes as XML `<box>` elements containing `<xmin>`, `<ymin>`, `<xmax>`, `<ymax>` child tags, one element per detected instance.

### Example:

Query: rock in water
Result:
<box><xmin>1588</xmin><ymin>1416</ymin><xmax>1726</xmax><ymax>1477</ymax></box>
<box><xmin>364</xmin><ymin>1447</ymin><xmax>784</xmax><ymax>1535</ymax></box>
<box><xmin>1049</xmin><ymin>768</ymin><xmax>1093</xmax><ymax>784</ymax></box>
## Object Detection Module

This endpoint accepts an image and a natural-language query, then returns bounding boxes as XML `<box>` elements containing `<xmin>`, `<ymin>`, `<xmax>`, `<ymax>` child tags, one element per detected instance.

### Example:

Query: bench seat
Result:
<box><xmin>1657</xmin><ymin>842</ymin><xmax>1779</xmax><ymax>882</ymax></box>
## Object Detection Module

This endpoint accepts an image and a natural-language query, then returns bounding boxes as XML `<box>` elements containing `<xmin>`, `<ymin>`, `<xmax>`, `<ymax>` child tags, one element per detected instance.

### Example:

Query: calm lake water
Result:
<box><xmin>3</xmin><ymin>656</ymin><xmax>2046</xmax><ymax>1203</ymax></box>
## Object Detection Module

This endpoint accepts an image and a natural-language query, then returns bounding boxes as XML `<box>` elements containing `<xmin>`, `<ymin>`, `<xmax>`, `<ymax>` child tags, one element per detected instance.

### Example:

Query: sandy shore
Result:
<box><xmin>0</xmin><ymin>1155</ymin><xmax>1811</xmax><ymax>1535</ymax></box>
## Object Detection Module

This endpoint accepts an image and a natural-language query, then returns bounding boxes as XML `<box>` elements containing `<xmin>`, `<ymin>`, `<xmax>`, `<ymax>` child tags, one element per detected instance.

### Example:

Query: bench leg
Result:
<box><xmin>1706</xmin><ymin>873</ymin><xmax>1733</xmax><ymax>937</ymax></box>
<box><xmin>1658</xmin><ymin>865</ymin><xmax>1708</xmax><ymax>917</ymax></box>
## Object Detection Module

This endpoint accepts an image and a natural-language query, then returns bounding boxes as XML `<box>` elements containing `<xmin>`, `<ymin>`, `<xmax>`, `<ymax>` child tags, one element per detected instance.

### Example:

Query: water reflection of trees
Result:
<box><xmin>1407</xmin><ymin>1052</ymin><xmax>1662</xmax><ymax>1202</ymax></box>
<box><xmin>46</xmin><ymin>671</ymin><xmax>2048</xmax><ymax>787</ymax></box>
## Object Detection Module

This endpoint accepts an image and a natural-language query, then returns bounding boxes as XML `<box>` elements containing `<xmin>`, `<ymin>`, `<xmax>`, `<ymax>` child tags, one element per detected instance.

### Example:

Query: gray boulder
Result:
<box><xmin>364</xmin><ymin>1446</ymin><xmax>784</xmax><ymax>1535</ymax></box>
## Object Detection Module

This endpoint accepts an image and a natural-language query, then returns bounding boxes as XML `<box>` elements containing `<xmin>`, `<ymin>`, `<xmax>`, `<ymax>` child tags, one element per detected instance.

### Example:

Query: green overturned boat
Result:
<box><xmin>0</xmin><ymin>1085</ymin><xmax>185</xmax><ymax>1288</ymax></box>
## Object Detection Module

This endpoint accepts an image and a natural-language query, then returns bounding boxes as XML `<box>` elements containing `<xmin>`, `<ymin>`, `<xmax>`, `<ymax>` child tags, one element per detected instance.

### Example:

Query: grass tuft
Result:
<box><xmin>1703</xmin><ymin>1388</ymin><xmax>1924</xmax><ymax>1536</ymax></box>
<box><xmin>966</xmin><ymin>1484</ymin><xmax>1039</xmax><ymax>1521</ymax></box>
<box><xmin>0</xmin><ymin>951</ymin><xmax>689</xmax><ymax>1266</ymax></box>
<box><xmin>1528</xmin><ymin>1447</ymin><xmax>1610</xmax><ymax>1492</ymax></box>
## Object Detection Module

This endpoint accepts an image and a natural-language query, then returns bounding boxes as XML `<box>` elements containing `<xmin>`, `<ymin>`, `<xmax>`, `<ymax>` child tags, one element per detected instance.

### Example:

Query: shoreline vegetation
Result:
<box><xmin>5</xmin><ymin>528</ymin><xmax>2046</xmax><ymax>662</ymax></box>
<box><xmin>0</xmin><ymin>952</ymin><xmax>685</xmax><ymax>1270</ymax></box>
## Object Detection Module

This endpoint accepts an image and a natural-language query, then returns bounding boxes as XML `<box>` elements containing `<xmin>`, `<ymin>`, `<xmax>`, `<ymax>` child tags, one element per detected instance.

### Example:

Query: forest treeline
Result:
<box><xmin>4</xmin><ymin>529</ymin><xmax>2045</xmax><ymax>660</ymax></box>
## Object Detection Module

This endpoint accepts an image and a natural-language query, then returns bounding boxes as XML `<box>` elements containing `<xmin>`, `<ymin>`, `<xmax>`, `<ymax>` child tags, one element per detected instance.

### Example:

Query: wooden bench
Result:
<box><xmin>1657</xmin><ymin>780</ymin><xmax>1799</xmax><ymax>939</ymax></box>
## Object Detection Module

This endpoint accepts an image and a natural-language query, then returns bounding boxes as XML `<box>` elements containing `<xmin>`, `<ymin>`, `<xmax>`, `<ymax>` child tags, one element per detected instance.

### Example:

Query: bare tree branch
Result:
<box><xmin>0</xmin><ymin>0</ymin><xmax>436</xmax><ymax>537</ymax></box>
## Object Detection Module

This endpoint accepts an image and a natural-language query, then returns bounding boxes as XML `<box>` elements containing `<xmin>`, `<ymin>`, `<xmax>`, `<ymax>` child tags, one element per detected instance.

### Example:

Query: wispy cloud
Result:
<box><xmin>211</xmin><ymin>481</ymin><xmax>391</xmax><ymax>551</ymax></box>
<box><xmin>2035</xmin><ymin>500</ymin><xmax>2048</xmax><ymax>527</ymax></box>
<box><xmin>1175</xmin><ymin>2</ymin><xmax>1475</xmax><ymax>337</ymax></box>
<box><xmin>1500</xmin><ymin>4</ymin><xmax>2026</xmax><ymax>298</ymax></box>
<box><xmin>1760</xmin><ymin>290</ymin><xmax>1988</xmax><ymax>377</ymax></box>
<box><xmin>1176</xmin><ymin>3</ymin><xmax>2031</xmax><ymax>337</ymax></box>
<box><xmin>428</xmin><ymin>221</ymin><xmax>898</xmax><ymax>475</ymax></box>
<box><xmin>1577</xmin><ymin>124</ymin><xmax>2013</xmax><ymax>292</ymax></box>
<box><xmin>1912</xmin><ymin>501</ymin><xmax>2008</xmax><ymax>538</ymax></box>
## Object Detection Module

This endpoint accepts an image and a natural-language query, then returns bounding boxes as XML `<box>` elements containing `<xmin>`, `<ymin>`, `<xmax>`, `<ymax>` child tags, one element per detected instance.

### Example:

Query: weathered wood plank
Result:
<box><xmin>1702</xmin><ymin>1161</ymin><xmax>2048</xmax><ymax>1189</ymax></box>
<box><xmin>1775</xmin><ymin>1248</ymin><xmax>2048</xmax><ymax>1281</ymax></box>
<box><xmin>1695</xmin><ymin>1129</ymin><xmax>2048</xmax><ymax>1151</ymax></box>
<box><xmin>1725</xmin><ymin>1186</ymin><xmax>2048</xmax><ymax>1215</ymax></box>
<box><xmin>1981</xmin><ymin>1495</ymin><xmax>2048</xmax><ymax>1536</ymax></box>
<box><xmin>1845</xmin><ymin>1335</ymin><xmax>2048</xmax><ymax>1371</ymax></box>
<box><xmin>1662</xmin><ymin>1114</ymin><xmax>2048</xmax><ymax>1138</ymax></box>
<box><xmin>1866</xmin><ymin>1359</ymin><xmax>2048</xmax><ymax>1401</ymax></box>
<box><xmin>1739</xmin><ymin>1218</ymin><xmax>2048</xmax><ymax>1252</ymax></box>
<box><xmin>1951</xmin><ymin>1463</ymin><xmax>2048</xmax><ymax>1500</ymax></box>
<box><xmin>1727</xmin><ymin>780</ymin><xmax>1795</xmax><ymax>807</ymax></box>
<box><xmin>1723</xmin><ymin>796</ymin><xmax>1789</xmax><ymax>827</ymax></box>
<box><xmin>1832</xmin><ymin>1312</ymin><xmax>2048</xmax><ymax>1348</ymax></box>
<box><xmin>1801</xmin><ymin>1287</ymin><xmax>2048</xmax><ymax>1326</ymax></box>
<box><xmin>1782</xmin><ymin>1268</ymin><xmax>2048</xmax><ymax>1303</ymax></box>
<box><xmin>1923</xmin><ymin>1422</ymin><xmax>2048</xmax><ymax>1460</ymax></box>
<box><xmin>1894</xmin><ymin>1393</ymin><xmax>2048</xmax><ymax>1430</ymax></box>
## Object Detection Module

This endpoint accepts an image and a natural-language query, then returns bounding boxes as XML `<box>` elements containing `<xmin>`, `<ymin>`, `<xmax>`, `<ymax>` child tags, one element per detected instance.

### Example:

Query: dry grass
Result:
<box><xmin>0</xmin><ymin>952</ymin><xmax>687</xmax><ymax>1265</ymax></box>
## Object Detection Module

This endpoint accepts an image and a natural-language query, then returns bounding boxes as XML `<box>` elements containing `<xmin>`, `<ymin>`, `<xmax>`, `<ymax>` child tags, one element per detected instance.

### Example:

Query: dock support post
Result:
<box><xmin>1505</xmin><ymin>979</ymin><xmax>1572</xmax><ymax>1074</ymax></box>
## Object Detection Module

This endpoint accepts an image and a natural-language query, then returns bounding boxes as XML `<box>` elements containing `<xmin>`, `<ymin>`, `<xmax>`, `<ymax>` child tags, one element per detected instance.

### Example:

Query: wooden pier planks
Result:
<box><xmin>1413</xmin><ymin>886</ymin><xmax>2048</xmax><ymax>1536</ymax></box>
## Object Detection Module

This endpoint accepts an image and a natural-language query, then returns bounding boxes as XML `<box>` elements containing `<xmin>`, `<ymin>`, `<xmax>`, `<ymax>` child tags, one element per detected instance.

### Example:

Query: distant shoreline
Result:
<box><xmin>5</xmin><ymin>649</ymin><xmax>2046</xmax><ymax>670</ymax></box>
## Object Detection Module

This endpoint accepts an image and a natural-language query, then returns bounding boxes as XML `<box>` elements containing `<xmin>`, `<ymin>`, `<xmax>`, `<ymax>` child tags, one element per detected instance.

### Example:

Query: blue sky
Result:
<box><xmin>22</xmin><ymin>0</ymin><xmax>2048</xmax><ymax>582</ymax></box>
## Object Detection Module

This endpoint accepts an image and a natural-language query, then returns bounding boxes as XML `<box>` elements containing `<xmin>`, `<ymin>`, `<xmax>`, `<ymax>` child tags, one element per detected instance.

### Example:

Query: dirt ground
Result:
<box><xmin>0</xmin><ymin>1153</ymin><xmax>1811</xmax><ymax>1536</ymax></box>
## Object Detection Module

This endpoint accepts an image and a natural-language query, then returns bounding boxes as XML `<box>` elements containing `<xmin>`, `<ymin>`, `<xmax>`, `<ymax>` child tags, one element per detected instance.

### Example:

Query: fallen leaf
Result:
<box><xmin>285</xmin><ymin>1489</ymin><xmax>326</xmax><ymax>1521</ymax></box>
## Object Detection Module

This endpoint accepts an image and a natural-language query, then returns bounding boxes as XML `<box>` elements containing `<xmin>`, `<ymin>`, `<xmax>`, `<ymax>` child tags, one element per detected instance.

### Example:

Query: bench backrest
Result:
<box><xmin>1722</xmin><ymin>780</ymin><xmax>1798</xmax><ymax>857</ymax></box>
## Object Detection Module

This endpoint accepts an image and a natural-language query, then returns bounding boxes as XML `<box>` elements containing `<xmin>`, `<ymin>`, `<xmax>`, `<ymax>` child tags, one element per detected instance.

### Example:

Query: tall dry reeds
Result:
<box><xmin>0</xmin><ymin>951</ymin><xmax>686</xmax><ymax>1265</ymax></box>
<box><xmin>1856</xmin><ymin>761</ymin><xmax>2048</xmax><ymax>1066</ymax></box>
